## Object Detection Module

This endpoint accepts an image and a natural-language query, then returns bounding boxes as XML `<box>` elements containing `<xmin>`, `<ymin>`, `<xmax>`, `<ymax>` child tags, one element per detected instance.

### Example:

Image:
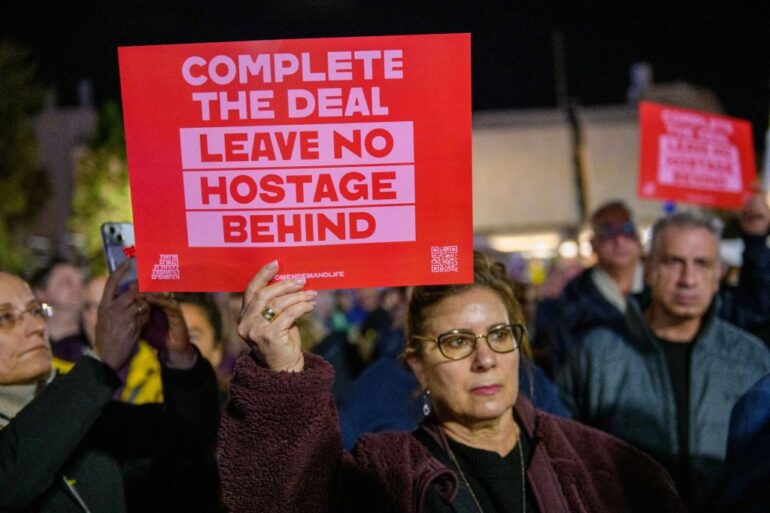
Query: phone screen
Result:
<box><xmin>101</xmin><ymin>222</ymin><xmax>137</xmax><ymax>289</ymax></box>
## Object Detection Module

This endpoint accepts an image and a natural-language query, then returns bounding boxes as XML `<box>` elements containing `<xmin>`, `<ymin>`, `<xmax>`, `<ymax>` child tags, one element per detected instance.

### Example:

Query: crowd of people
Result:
<box><xmin>1</xmin><ymin>192</ymin><xmax>770</xmax><ymax>512</ymax></box>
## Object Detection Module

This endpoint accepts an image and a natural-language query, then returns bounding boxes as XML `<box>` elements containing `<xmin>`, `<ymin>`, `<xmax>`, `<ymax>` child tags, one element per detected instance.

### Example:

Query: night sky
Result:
<box><xmin>3</xmin><ymin>2</ymin><xmax>769</xmax><ymax>151</ymax></box>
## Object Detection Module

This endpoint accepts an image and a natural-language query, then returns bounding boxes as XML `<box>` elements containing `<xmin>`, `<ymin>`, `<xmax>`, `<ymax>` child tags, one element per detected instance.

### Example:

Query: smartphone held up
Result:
<box><xmin>101</xmin><ymin>221</ymin><xmax>169</xmax><ymax>351</ymax></box>
<box><xmin>101</xmin><ymin>222</ymin><xmax>137</xmax><ymax>290</ymax></box>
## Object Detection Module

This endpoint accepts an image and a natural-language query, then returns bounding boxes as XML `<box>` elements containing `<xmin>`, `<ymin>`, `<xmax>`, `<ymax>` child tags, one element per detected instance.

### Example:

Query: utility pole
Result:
<box><xmin>552</xmin><ymin>28</ymin><xmax>590</xmax><ymax>223</ymax></box>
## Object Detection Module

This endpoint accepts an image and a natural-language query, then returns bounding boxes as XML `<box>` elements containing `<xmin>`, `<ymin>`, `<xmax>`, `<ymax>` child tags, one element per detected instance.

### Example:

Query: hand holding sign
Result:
<box><xmin>739</xmin><ymin>187</ymin><xmax>770</xmax><ymax>237</ymax></box>
<box><xmin>237</xmin><ymin>261</ymin><xmax>317</xmax><ymax>372</ymax></box>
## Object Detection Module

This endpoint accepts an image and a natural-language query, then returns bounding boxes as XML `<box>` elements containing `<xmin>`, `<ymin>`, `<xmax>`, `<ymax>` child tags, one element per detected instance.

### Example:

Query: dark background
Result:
<box><xmin>3</xmin><ymin>1</ymin><xmax>769</xmax><ymax>151</ymax></box>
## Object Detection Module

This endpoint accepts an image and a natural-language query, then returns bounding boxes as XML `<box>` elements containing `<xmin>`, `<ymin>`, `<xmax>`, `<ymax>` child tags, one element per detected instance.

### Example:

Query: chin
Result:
<box><xmin>669</xmin><ymin>305</ymin><xmax>708</xmax><ymax>319</ymax></box>
<box><xmin>470</xmin><ymin>401</ymin><xmax>514</xmax><ymax>421</ymax></box>
<box><xmin>23</xmin><ymin>357</ymin><xmax>52</xmax><ymax>383</ymax></box>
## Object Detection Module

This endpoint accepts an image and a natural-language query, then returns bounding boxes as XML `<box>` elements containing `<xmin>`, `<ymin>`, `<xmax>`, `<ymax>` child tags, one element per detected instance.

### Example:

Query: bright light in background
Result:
<box><xmin>577</xmin><ymin>229</ymin><xmax>593</xmax><ymax>258</ymax></box>
<box><xmin>558</xmin><ymin>240</ymin><xmax>579</xmax><ymax>259</ymax></box>
<box><xmin>579</xmin><ymin>241</ymin><xmax>593</xmax><ymax>258</ymax></box>
<box><xmin>487</xmin><ymin>232</ymin><xmax>561</xmax><ymax>257</ymax></box>
<box><xmin>639</xmin><ymin>223</ymin><xmax>652</xmax><ymax>252</ymax></box>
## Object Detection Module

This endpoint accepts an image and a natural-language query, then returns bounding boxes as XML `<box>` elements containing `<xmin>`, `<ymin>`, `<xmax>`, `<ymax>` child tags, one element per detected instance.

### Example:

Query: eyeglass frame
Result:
<box><xmin>411</xmin><ymin>322</ymin><xmax>526</xmax><ymax>361</ymax></box>
<box><xmin>0</xmin><ymin>302</ymin><xmax>54</xmax><ymax>331</ymax></box>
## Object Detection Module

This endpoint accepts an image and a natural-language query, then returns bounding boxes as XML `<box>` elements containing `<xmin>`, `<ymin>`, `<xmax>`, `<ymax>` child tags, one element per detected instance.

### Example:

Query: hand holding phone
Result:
<box><xmin>101</xmin><ymin>222</ymin><xmax>169</xmax><ymax>351</ymax></box>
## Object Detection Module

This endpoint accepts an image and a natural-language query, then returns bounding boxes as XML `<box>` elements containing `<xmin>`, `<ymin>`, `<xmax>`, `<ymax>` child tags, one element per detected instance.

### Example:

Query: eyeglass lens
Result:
<box><xmin>437</xmin><ymin>324</ymin><xmax>522</xmax><ymax>360</ymax></box>
<box><xmin>0</xmin><ymin>303</ymin><xmax>52</xmax><ymax>330</ymax></box>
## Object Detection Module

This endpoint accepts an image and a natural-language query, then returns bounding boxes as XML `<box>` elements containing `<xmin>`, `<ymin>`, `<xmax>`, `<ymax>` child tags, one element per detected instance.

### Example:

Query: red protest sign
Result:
<box><xmin>638</xmin><ymin>102</ymin><xmax>756</xmax><ymax>209</ymax></box>
<box><xmin>118</xmin><ymin>34</ymin><xmax>472</xmax><ymax>292</ymax></box>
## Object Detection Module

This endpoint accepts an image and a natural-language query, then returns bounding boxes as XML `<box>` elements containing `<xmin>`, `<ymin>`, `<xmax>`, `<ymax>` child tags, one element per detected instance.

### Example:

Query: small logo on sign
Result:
<box><xmin>151</xmin><ymin>254</ymin><xmax>180</xmax><ymax>280</ymax></box>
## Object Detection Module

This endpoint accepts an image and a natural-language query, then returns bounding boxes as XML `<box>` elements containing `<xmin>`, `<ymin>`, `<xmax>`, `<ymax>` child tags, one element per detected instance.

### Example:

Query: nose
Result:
<box><xmin>470</xmin><ymin>336</ymin><xmax>497</xmax><ymax>371</ymax></box>
<box><xmin>678</xmin><ymin>262</ymin><xmax>697</xmax><ymax>287</ymax></box>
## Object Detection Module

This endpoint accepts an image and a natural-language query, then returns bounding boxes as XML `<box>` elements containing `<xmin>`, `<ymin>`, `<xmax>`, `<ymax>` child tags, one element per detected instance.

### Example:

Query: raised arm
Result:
<box><xmin>218</xmin><ymin>261</ymin><xmax>347</xmax><ymax>513</ymax></box>
<box><xmin>721</xmin><ymin>191</ymin><xmax>770</xmax><ymax>331</ymax></box>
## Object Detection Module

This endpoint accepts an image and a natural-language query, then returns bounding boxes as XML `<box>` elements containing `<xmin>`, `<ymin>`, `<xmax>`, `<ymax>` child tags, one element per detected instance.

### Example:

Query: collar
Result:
<box><xmin>0</xmin><ymin>367</ymin><xmax>55</xmax><ymax>427</ymax></box>
<box><xmin>590</xmin><ymin>263</ymin><xmax>645</xmax><ymax>314</ymax></box>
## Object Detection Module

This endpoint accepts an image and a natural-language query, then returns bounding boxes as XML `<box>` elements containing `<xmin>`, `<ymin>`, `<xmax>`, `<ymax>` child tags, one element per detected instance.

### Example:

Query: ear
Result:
<box><xmin>405</xmin><ymin>350</ymin><xmax>428</xmax><ymax>391</ymax></box>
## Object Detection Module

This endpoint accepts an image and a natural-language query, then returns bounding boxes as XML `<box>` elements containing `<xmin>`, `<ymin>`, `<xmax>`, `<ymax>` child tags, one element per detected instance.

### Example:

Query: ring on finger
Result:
<box><xmin>261</xmin><ymin>305</ymin><xmax>278</xmax><ymax>322</ymax></box>
<box><xmin>136</xmin><ymin>303</ymin><xmax>146</xmax><ymax>315</ymax></box>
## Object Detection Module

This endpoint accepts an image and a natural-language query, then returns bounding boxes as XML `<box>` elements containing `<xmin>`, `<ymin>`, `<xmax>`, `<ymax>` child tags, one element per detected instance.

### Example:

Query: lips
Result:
<box><xmin>674</xmin><ymin>293</ymin><xmax>699</xmax><ymax>305</ymax></box>
<box><xmin>470</xmin><ymin>385</ymin><xmax>502</xmax><ymax>396</ymax></box>
<box><xmin>20</xmin><ymin>343</ymin><xmax>50</xmax><ymax>358</ymax></box>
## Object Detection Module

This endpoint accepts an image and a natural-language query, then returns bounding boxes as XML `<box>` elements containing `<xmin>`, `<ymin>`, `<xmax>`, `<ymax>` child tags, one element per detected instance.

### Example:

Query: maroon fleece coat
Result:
<box><xmin>218</xmin><ymin>352</ymin><xmax>684</xmax><ymax>513</ymax></box>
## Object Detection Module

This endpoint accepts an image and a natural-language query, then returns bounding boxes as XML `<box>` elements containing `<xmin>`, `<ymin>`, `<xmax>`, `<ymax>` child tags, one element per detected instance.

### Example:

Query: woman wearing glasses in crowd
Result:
<box><xmin>219</xmin><ymin>252</ymin><xmax>684</xmax><ymax>512</ymax></box>
<box><xmin>0</xmin><ymin>266</ymin><xmax>220</xmax><ymax>513</ymax></box>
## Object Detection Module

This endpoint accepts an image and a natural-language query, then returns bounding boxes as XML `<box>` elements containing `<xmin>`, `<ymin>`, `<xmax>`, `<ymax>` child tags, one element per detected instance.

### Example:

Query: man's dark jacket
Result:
<box><xmin>0</xmin><ymin>353</ymin><xmax>220</xmax><ymax>513</ymax></box>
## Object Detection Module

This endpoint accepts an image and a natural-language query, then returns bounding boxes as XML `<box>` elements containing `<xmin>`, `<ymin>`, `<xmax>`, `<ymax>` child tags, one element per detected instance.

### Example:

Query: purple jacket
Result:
<box><xmin>218</xmin><ymin>352</ymin><xmax>684</xmax><ymax>512</ymax></box>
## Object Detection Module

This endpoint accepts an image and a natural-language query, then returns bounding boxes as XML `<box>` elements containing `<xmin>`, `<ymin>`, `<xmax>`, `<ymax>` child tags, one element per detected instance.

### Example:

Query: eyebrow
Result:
<box><xmin>443</xmin><ymin>322</ymin><xmax>511</xmax><ymax>333</ymax></box>
<box><xmin>0</xmin><ymin>300</ymin><xmax>37</xmax><ymax>311</ymax></box>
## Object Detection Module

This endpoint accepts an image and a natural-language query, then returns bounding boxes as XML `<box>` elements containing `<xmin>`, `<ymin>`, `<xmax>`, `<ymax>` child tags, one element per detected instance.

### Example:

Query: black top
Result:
<box><xmin>657</xmin><ymin>336</ymin><xmax>694</xmax><ymax>495</ymax></box>
<box><xmin>417</xmin><ymin>426</ymin><xmax>539</xmax><ymax>513</ymax></box>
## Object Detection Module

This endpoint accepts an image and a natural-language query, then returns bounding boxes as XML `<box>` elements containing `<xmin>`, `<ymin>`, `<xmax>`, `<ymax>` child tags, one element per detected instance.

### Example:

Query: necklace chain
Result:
<box><xmin>445</xmin><ymin>430</ymin><xmax>526</xmax><ymax>513</ymax></box>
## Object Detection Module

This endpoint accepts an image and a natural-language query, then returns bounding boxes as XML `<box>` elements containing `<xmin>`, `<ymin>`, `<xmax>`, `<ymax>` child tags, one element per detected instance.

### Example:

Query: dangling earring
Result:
<box><xmin>422</xmin><ymin>389</ymin><xmax>432</xmax><ymax>416</ymax></box>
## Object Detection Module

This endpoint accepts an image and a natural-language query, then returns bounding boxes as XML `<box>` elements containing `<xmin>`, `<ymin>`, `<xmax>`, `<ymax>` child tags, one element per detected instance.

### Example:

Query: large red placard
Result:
<box><xmin>119</xmin><ymin>34</ymin><xmax>473</xmax><ymax>291</ymax></box>
<box><xmin>638</xmin><ymin>101</ymin><xmax>756</xmax><ymax>210</ymax></box>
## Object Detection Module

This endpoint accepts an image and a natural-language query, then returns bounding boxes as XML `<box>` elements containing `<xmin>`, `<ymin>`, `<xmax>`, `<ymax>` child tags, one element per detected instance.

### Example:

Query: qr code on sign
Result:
<box><xmin>431</xmin><ymin>246</ymin><xmax>459</xmax><ymax>273</ymax></box>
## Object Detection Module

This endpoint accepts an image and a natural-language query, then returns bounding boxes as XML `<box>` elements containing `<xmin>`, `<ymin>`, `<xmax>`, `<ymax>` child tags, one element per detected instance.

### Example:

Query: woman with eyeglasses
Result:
<box><xmin>219</xmin><ymin>251</ymin><xmax>684</xmax><ymax>512</ymax></box>
<box><xmin>0</xmin><ymin>266</ymin><xmax>220</xmax><ymax>513</ymax></box>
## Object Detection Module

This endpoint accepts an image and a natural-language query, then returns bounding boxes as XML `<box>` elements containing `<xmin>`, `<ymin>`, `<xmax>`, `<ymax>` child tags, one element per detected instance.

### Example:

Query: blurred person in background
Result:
<box><xmin>709</xmin><ymin>372</ymin><xmax>770</xmax><ymax>513</ymax></box>
<box><xmin>81</xmin><ymin>275</ymin><xmax>107</xmax><ymax>348</ymax></box>
<box><xmin>177</xmin><ymin>292</ymin><xmax>235</xmax><ymax>404</ymax></box>
<box><xmin>220</xmin><ymin>292</ymin><xmax>249</xmax><ymax>363</ymax></box>
<box><xmin>329</xmin><ymin>290</ymin><xmax>354</xmax><ymax>332</ymax></box>
<box><xmin>533</xmin><ymin>201</ymin><xmax>644</xmax><ymax>378</ymax></box>
<box><xmin>338</xmin><ymin>288</ymin><xmax>415</xmax><ymax>448</ymax></box>
<box><xmin>310</xmin><ymin>290</ymin><xmax>364</xmax><ymax>407</ymax></box>
<box><xmin>30</xmin><ymin>259</ymin><xmax>89</xmax><ymax>362</ymax></box>
<box><xmin>351</xmin><ymin>288</ymin><xmax>388</xmax><ymax>364</ymax></box>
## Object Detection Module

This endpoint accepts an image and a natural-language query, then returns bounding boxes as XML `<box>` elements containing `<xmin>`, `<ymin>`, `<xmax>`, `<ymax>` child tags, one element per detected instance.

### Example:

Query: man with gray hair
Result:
<box><xmin>536</xmin><ymin>193</ymin><xmax>770</xmax><ymax>378</ymax></box>
<box><xmin>558</xmin><ymin>209</ymin><xmax>770</xmax><ymax>511</ymax></box>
